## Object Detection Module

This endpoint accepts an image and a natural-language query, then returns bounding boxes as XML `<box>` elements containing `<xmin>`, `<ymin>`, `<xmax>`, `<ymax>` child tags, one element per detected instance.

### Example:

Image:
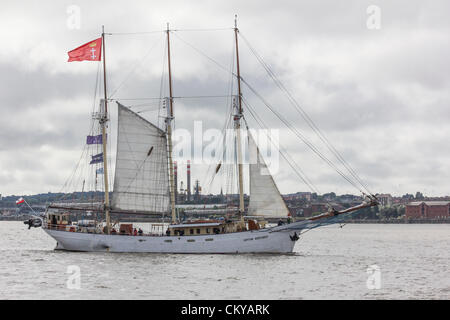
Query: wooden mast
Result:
<box><xmin>101</xmin><ymin>25</ymin><xmax>111</xmax><ymax>234</ymax></box>
<box><xmin>166</xmin><ymin>23</ymin><xmax>177</xmax><ymax>224</ymax></box>
<box><xmin>234</xmin><ymin>16</ymin><xmax>245</xmax><ymax>220</ymax></box>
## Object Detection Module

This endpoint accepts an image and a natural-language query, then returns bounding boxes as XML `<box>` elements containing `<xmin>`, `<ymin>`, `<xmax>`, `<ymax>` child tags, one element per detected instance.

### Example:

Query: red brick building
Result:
<box><xmin>405</xmin><ymin>201</ymin><xmax>450</xmax><ymax>219</ymax></box>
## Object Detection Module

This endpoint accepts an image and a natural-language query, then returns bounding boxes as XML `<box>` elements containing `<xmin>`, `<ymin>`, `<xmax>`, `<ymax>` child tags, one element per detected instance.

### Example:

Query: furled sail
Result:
<box><xmin>112</xmin><ymin>103</ymin><xmax>169</xmax><ymax>214</ymax></box>
<box><xmin>247</xmin><ymin>134</ymin><xmax>289</xmax><ymax>217</ymax></box>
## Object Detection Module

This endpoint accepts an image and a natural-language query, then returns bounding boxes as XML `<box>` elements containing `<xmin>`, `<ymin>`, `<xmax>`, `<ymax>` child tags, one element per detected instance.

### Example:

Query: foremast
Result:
<box><xmin>101</xmin><ymin>26</ymin><xmax>111</xmax><ymax>234</ymax></box>
<box><xmin>166</xmin><ymin>23</ymin><xmax>177</xmax><ymax>224</ymax></box>
<box><xmin>234</xmin><ymin>16</ymin><xmax>245</xmax><ymax>222</ymax></box>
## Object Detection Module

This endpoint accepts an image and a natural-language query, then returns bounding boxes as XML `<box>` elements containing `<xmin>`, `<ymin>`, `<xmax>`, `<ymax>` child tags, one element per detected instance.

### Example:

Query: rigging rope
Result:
<box><xmin>57</xmin><ymin>27</ymin><xmax>374</xmax><ymax>211</ymax></box>
<box><xmin>106</xmin><ymin>27</ymin><xmax>232</xmax><ymax>35</ymax></box>
<box><xmin>109</xmin><ymin>33</ymin><xmax>164</xmax><ymax>98</ymax></box>
<box><xmin>106</xmin><ymin>31</ymin><xmax>164</xmax><ymax>35</ymax></box>
<box><xmin>239</xmin><ymin>32</ymin><xmax>373</xmax><ymax>196</ymax></box>
<box><xmin>241</xmin><ymin>78</ymin><xmax>365</xmax><ymax>194</ymax></box>
<box><xmin>200</xmin><ymin>37</ymin><xmax>236</xmax><ymax>196</ymax></box>
<box><xmin>243</xmin><ymin>99</ymin><xmax>322</xmax><ymax>197</ymax></box>
<box><xmin>203</xmin><ymin>106</ymin><xmax>234</xmax><ymax>194</ymax></box>
<box><xmin>172</xmin><ymin>28</ymin><xmax>234</xmax><ymax>32</ymax></box>
<box><xmin>158</xmin><ymin>38</ymin><xmax>167</xmax><ymax>131</ymax></box>
<box><xmin>56</xmin><ymin>61</ymin><xmax>102</xmax><ymax>203</ymax></box>
<box><xmin>172</xmin><ymin>30</ymin><xmax>373</xmax><ymax>195</ymax></box>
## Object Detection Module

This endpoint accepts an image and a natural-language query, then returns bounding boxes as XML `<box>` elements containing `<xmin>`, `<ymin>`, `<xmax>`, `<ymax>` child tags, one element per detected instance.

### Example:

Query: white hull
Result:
<box><xmin>43</xmin><ymin>227</ymin><xmax>298</xmax><ymax>253</ymax></box>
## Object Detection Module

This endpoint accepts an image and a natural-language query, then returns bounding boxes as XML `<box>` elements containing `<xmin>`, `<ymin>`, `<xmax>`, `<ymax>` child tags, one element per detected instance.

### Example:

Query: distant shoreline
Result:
<box><xmin>1</xmin><ymin>216</ymin><xmax>449</xmax><ymax>224</ymax></box>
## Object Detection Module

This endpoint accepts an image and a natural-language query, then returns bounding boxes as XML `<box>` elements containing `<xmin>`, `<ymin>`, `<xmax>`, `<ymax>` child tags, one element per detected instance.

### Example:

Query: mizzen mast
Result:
<box><xmin>234</xmin><ymin>16</ymin><xmax>245</xmax><ymax>220</ymax></box>
<box><xmin>166</xmin><ymin>23</ymin><xmax>177</xmax><ymax>224</ymax></box>
<box><xmin>101</xmin><ymin>25</ymin><xmax>111</xmax><ymax>234</ymax></box>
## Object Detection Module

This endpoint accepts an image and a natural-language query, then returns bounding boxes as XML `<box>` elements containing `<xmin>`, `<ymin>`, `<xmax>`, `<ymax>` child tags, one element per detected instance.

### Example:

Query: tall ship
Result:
<box><xmin>25</xmin><ymin>19</ymin><xmax>378</xmax><ymax>253</ymax></box>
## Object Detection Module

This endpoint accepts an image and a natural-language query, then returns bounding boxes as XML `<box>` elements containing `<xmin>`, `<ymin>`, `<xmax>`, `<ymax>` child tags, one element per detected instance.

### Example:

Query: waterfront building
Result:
<box><xmin>405</xmin><ymin>201</ymin><xmax>450</xmax><ymax>219</ymax></box>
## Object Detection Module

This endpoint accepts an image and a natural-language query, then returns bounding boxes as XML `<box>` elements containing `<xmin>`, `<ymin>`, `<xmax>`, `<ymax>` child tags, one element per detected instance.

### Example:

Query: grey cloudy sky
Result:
<box><xmin>1</xmin><ymin>0</ymin><xmax>449</xmax><ymax>197</ymax></box>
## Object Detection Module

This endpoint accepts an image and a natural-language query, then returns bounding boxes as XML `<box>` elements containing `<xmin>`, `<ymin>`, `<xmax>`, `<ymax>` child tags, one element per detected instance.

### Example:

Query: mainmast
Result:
<box><xmin>234</xmin><ymin>16</ymin><xmax>245</xmax><ymax>220</ymax></box>
<box><xmin>166</xmin><ymin>23</ymin><xmax>177</xmax><ymax>224</ymax></box>
<box><xmin>101</xmin><ymin>25</ymin><xmax>111</xmax><ymax>234</ymax></box>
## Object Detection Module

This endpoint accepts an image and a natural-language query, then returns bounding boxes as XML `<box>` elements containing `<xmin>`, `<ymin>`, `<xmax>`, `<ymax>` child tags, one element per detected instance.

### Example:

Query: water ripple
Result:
<box><xmin>0</xmin><ymin>222</ymin><xmax>448</xmax><ymax>299</ymax></box>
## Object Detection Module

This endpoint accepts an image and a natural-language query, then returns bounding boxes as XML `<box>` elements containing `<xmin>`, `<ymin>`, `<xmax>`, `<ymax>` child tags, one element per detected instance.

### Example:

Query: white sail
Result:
<box><xmin>112</xmin><ymin>103</ymin><xmax>169</xmax><ymax>214</ymax></box>
<box><xmin>247</xmin><ymin>134</ymin><xmax>290</xmax><ymax>217</ymax></box>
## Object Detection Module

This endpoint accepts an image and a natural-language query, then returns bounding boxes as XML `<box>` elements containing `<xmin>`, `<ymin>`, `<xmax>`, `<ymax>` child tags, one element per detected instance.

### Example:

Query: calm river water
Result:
<box><xmin>0</xmin><ymin>222</ymin><xmax>448</xmax><ymax>299</ymax></box>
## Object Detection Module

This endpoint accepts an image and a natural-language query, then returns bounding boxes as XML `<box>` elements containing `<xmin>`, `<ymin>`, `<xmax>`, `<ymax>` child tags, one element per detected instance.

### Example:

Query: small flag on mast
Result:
<box><xmin>16</xmin><ymin>197</ymin><xmax>25</xmax><ymax>205</ymax></box>
<box><xmin>86</xmin><ymin>134</ymin><xmax>104</xmax><ymax>145</ymax></box>
<box><xmin>68</xmin><ymin>38</ymin><xmax>102</xmax><ymax>62</ymax></box>
<box><xmin>90</xmin><ymin>153</ymin><xmax>103</xmax><ymax>164</ymax></box>
<box><xmin>96</xmin><ymin>168</ymin><xmax>104</xmax><ymax>174</ymax></box>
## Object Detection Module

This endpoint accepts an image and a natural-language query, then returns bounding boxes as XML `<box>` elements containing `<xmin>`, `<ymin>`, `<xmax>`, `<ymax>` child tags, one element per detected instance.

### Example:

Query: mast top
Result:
<box><xmin>234</xmin><ymin>14</ymin><xmax>238</xmax><ymax>29</ymax></box>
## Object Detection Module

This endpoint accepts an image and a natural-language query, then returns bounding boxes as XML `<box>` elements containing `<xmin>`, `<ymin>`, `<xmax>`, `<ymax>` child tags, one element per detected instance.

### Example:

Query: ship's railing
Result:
<box><xmin>43</xmin><ymin>223</ymin><xmax>93</xmax><ymax>232</ymax></box>
<box><xmin>43</xmin><ymin>222</ymin><xmax>167</xmax><ymax>237</ymax></box>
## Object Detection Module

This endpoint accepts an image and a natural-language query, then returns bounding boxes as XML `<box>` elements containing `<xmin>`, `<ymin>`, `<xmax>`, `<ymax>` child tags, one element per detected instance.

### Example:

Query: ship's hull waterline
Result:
<box><xmin>43</xmin><ymin>228</ymin><xmax>298</xmax><ymax>253</ymax></box>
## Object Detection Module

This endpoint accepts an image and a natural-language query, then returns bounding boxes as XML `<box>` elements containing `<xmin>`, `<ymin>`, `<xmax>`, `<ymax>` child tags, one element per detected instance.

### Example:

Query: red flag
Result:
<box><xmin>68</xmin><ymin>37</ymin><xmax>102</xmax><ymax>62</ymax></box>
<box><xmin>16</xmin><ymin>197</ymin><xmax>25</xmax><ymax>205</ymax></box>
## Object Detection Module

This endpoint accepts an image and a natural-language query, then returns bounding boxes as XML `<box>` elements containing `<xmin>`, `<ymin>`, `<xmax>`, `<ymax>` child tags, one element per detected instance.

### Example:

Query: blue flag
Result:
<box><xmin>90</xmin><ymin>153</ymin><xmax>103</xmax><ymax>164</ymax></box>
<box><xmin>96</xmin><ymin>167</ymin><xmax>104</xmax><ymax>174</ymax></box>
<box><xmin>86</xmin><ymin>134</ymin><xmax>103</xmax><ymax>145</ymax></box>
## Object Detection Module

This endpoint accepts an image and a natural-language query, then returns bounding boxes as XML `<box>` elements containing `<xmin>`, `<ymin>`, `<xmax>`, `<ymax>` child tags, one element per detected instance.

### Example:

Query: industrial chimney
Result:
<box><xmin>187</xmin><ymin>160</ymin><xmax>191</xmax><ymax>202</ymax></box>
